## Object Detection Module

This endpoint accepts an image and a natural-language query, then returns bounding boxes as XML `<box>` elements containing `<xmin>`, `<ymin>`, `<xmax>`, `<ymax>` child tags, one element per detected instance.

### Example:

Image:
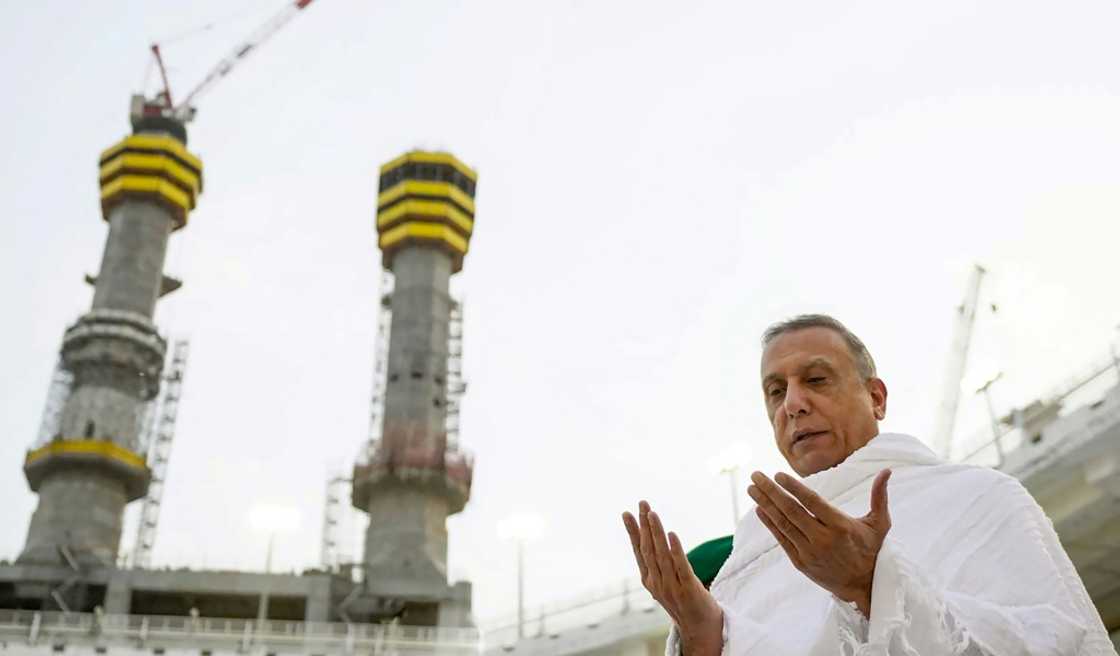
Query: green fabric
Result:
<box><xmin>686</xmin><ymin>535</ymin><xmax>734</xmax><ymax>589</ymax></box>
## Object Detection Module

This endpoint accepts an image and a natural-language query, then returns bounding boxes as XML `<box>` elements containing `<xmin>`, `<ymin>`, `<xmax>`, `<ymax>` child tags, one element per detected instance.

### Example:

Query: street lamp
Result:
<box><xmin>975</xmin><ymin>372</ymin><xmax>1006</xmax><ymax>466</ymax></box>
<box><xmin>708</xmin><ymin>443</ymin><xmax>752</xmax><ymax>531</ymax></box>
<box><xmin>497</xmin><ymin>512</ymin><xmax>545</xmax><ymax>641</ymax></box>
<box><xmin>1111</xmin><ymin>324</ymin><xmax>1120</xmax><ymax>380</ymax></box>
<box><xmin>248</xmin><ymin>503</ymin><xmax>301</xmax><ymax>624</ymax></box>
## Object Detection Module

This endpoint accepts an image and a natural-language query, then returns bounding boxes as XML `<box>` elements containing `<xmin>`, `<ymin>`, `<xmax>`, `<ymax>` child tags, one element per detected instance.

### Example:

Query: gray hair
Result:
<box><xmin>761</xmin><ymin>314</ymin><xmax>878</xmax><ymax>381</ymax></box>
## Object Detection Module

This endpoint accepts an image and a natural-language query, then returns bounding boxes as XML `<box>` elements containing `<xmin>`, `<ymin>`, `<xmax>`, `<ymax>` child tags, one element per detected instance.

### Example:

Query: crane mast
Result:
<box><xmin>932</xmin><ymin>264</ymin><xmax>987</xmax><ymax>459</ymax></box>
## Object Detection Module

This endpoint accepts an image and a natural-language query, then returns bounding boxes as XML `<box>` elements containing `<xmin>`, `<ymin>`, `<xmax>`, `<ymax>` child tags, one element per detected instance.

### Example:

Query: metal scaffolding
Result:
<box><xmin>445</xmin><ymin>299</ymin><xmax>466</xmax><ymax>450</ymax></box>
<box><xmin>132</xmin><ymin>339</ymin><xmax>190</xmax><ymax>570</ymax></box>
<box><xmin>319</xmin><ymin>473</ymin><xmax>351</xmax><ymax>571</ymax></box>
<box><xmin>365</xmin><ymin>270</ymin><xmax>394</xmax><ymax>458</ymax></box>
<box><xmin>33</xmin><ymin>361</ymin><xmax>74</xmax><ymax>448</ymax></box>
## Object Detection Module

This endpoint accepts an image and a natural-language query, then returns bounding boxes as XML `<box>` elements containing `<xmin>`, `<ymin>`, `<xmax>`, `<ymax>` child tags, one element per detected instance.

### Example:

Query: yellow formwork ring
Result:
<box><xmin>379</xmin><ymin>221</ymin><xmax>469</xmax><ymax>256</ymax></box>
<box><xmin>100</xmin><ymin>175</ymin><xmax>192</xmax><ymax>228</ymax></box>
<box><xmin>377</xmin><ymin>180</ymin><xmax>475</xmax><ymax>215</ymax></box>
<box><xmin>377</xmin><ymin>199</ymin><xmax>474</xmax><ymax>237</ymax></box>
<box><xmin>26</xmin><ymin>439</ymin><xmax>147</xmax><ymax>470</ymax></box>
<box><xmin>101</xmin><ymin>174</ymin><xmax>193</xmax><ymax>210</ymax></box>
<box><xmin>379</xmin><ymin>151</ymin><xmax>477</xmax><ymax>182</ymax></box>
<box><xmin>100</xmin><ymin>153</ymin><xmax>202</xmax><ymax>198</ymax></box>
<box><xmin>99</xmin><ymin>134</ymin><xmax>202</xmax><ymax>175</ymax></box>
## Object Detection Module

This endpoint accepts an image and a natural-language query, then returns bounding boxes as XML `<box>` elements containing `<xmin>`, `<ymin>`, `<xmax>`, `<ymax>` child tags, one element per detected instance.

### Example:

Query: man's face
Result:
<box><xmin>760</xmin><ymin>327</ymin><xmax>887</xmax><ymax>477</ymax></box>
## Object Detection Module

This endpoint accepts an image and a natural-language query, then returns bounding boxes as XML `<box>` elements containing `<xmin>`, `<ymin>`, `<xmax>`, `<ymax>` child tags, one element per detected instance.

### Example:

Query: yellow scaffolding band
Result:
<box><xmin>26</xmin><ymin>439</ymin><xmax>147</xmax><ymax>470</ymax></box>
<box><xmin>379</xmin><ymin>221</ymin><xmax>469</xmax><ymax>256</ymax></box>
<box><xmin>99</xmin><ymin>134</ymin><xmax>203</xmax><ymax>175</ymax></box>
<box><xmin>377</xmin><ymin>199</ymin><xmax>474</xmax><ymax>237</ymax></box>
<box><xmin>377</xmin><ymin>180</ymin><xmax>475</xmax><ymax>215</ymax></box>
<box><xmin>379</xmin><ymin>151</ymin><xmax>477</xmax><ymax>182</ymax></box>
<box><xmin>100</xmin><ymin>153</ymin><xmax>202</xmax><ymax>199</ymax></box>
<box><xmin>101</xmin><ymin>174</ymin><xmax>193</xmax><ymax>212</ymax></box>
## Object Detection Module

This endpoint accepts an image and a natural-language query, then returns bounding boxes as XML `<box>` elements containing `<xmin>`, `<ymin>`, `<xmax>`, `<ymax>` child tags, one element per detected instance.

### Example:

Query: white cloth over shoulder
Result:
<box><xmin>666</xmin><ymin>433</ymin><xmax>1116</xmax><ymax>655</ymax></box>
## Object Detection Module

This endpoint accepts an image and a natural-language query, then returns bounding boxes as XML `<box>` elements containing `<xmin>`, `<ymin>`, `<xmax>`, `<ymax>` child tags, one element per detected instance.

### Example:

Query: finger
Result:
<box><xmin>866</xmin><ymin>469</ymin><xmax>892</xmax><ymax>532</ymax></box>
<box><xmin>648</xmin><ymin>511</ymin><xmax>682</xmax><ymax>590</ymax></box>
<box><xmin>638</xmin><ymin>501</ymin><xmax>664</xmax><ymax>584</ymax></box>
<box><xmin>773</xmin><ymin>472</ymin><xmax>847</xmax><ymax>526</ymax></box>
<box><xmin>749</xmin><ymin>484</ymin><xmax>809</xmax><ymax>553</ymax></box>
<box><xmin>749</xmin><ymin>473</ymin><xmax>819</xmax><ymax>542</ymax></box>
<box><xmin>622</xmin><ymin>512</ymin><xmax>649</xmax><ymax>579</ymax></box>
<box><xmin>668</xmin><ymin>532</ymin><xmax>704</xmax><ymax>591</ymax></box>
<box><xmin>756</xmin><ymin>506</ymin><xmax>804</xmax><ymax>570</ymax></box>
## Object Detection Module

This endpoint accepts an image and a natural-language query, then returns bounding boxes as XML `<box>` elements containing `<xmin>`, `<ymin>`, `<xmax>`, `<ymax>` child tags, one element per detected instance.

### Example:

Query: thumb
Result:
<box><xmin>866</xmin><ymin>468</ymin><xmax>892</xmax><ymax>532</ymax></box>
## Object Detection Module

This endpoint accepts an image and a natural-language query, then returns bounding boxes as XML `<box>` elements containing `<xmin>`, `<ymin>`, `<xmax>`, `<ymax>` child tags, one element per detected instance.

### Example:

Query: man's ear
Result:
<box><xmin>868</xmin><ymin>377</ymin><xmax>888</xmax><ymax>420</ymax></box>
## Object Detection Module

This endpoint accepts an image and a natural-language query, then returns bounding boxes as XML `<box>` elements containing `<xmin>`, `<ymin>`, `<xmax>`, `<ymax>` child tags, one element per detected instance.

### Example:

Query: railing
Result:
<box><xmin>479</xmin><ymin>578</ymin><xmax>665</xmax><ymax>648</ymax></box>
<box><xmin>953</xmin><ymin>349</ymin><xmax>1120</xmax><ymax>469</ymax></box>
<box><xmin>0</xmin><ymin>610</ymin><xmax>480</xmax><ymax>654</ymax></box>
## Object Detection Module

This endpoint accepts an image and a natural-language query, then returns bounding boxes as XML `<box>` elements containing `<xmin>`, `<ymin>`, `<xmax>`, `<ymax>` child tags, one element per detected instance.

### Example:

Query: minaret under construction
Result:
<box><xmin>351</xmin><ymin>151</ymin><xmax>477</xmax><ymax>626</ymax></box>
<box><xmin>19</xmin><ymin>106</ymin><xmax>203</xmax><ymax>567</ymax></box>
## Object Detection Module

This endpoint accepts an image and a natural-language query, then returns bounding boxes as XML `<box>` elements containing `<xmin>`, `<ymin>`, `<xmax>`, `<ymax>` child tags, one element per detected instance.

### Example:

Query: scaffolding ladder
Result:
<box><xmin>446</xmin><ymin>299</ymin><xmax>467</xmax><ymax>449</ymax></box>
<box><xmin>132</xmin><ymin>339</ymin><xmax>190</xmax><ymax>569</ymax></box>
<box><xmin>366</xmin><ymin>271</ymin><xmax>394</xmax><ymax>453</ymax></box>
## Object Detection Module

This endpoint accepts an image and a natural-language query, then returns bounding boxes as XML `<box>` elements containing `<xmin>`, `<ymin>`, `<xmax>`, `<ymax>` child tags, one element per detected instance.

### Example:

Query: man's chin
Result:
<box><xmin>792</xmin><ymin>451</ymin><xmax>842</xmax><ymax>477</ymax></box>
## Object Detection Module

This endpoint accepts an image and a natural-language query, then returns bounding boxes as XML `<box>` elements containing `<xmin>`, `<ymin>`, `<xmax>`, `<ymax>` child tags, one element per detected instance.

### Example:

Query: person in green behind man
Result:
<box><xmin>622</xmin><ymin>314</ymin><xmax>1115</xmax><ymax>655</ymax></box>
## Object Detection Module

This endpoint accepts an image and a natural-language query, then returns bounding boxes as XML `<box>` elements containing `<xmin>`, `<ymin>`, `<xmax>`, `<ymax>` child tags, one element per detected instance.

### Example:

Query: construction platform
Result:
<box><xmin>0</xmin><ymin>563</ymin><xmax>470</xmax><ymax>628</ymax></box>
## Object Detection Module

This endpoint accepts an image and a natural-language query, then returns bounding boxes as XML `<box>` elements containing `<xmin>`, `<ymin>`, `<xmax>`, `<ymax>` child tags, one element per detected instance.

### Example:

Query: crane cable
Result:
<box><xmin>140</xmin><ymin>0</ymin><xmax>278</xmax><ymax>97</ymax></box>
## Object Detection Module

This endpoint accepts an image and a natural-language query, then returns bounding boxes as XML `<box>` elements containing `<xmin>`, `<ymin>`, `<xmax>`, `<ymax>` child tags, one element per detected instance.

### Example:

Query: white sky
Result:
<box><xmin>2</xmin><ymin>0</ymin><xmax>1120</xmax><ymax>625</ymax></box>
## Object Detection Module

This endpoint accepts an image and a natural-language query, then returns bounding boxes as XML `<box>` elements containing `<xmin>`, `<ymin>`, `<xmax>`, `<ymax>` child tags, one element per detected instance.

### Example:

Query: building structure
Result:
<box><xmin>18</xmin><ymin>109</ymin><xmax>202</xmax><ymax>575</ymax></box>
<box><xmin>0</xmin><ymin>108</ymin><xmax>481</xmax><ymax>653</ymax></box>
<box><xmin>347</xmin><ymin>151</ymin><xmax>479</xmax><ymax>626</ymax></box>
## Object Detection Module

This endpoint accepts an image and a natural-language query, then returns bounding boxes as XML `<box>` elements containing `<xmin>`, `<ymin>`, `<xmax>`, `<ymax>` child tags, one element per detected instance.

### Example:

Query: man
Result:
<box><xmin>622</xmin><ymin>314</ymin><xmax>1116</xmax><ymax>655</ymax></box>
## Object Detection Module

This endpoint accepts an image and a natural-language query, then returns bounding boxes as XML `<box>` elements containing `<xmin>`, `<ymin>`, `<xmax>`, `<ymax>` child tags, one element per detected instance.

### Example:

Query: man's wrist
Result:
<box><xmin>680</xmin><ymin>633</ymin><xmax>722</xmax><ymax>656</ymax></box>
<box><xmin>835</xmin><ymin>581</ymin><xmax>873</xmax><ymax>618</ymax></box>
<box><xmin>679</xmin><ymin>610</ymin><xmax>724</xmax><ymax>656</ymax></box>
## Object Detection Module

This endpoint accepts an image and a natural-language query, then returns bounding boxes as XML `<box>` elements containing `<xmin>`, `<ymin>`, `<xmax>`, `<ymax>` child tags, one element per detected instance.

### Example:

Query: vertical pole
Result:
<box><xmin>1110</xmin><ymin>340</ymin><xmax>1120</xmax><ymax>382</ymax></box>
<box><xmin>266</xmin><ymin>533</ymin><xmax>274</xmax><ymax>573</ymax></box>
<box><xmin>728</xmin><ymin>467</ymin><xmax>741</xmax><ymax>528</ymax></box>
<box><xmin>981</xmin><ymin>388</ymin><xmax>1005</xmax><ymax>467</ymax></box>
<box><xmin>517</xmin><ymin>540</ymin><xmax>525</xmax><ymax>641</ymax></box>
<box><xmin>257</xmin><ymin>534</ymin><xmax>274</xmax><ymax>625</ymax></box>
<box><xmin>721</xmin><ymin>466</ymin><xmax>741</xmax><ymax>531</ymax></box>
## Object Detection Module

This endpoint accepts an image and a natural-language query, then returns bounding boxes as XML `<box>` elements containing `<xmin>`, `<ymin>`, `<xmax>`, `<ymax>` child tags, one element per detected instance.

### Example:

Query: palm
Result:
<box><xmin>748</xmin><ymin>469</ymin><xmax>892</xmax><ymax>615</ymax></box>
<box><xmin>622</xmin><ymin>502</ymin><xmax>723</xmax><ymax>655</ymax></box>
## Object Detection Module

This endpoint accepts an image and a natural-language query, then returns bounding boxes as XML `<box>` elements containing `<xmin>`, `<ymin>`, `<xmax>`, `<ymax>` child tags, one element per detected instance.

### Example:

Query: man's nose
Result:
<box><xmin>783</xmin><ymin>381</ymin><xmax>811</xmax><ymax>417</ymax></box>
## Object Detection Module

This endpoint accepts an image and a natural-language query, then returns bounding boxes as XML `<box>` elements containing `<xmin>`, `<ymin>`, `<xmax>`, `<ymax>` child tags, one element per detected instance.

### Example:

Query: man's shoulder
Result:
<box><xmin>896</xmin><ymin>460</ymin><xmax>1035</xmax><ymax>510</ymax></box>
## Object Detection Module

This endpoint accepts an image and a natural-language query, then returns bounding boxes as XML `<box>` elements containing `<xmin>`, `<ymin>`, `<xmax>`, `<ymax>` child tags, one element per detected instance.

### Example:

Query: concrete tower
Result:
<box><xmin>20</xmin><ymin>109</ymin><xmax>203</xmax><ymax>567</ymax></box>
<box><xmin>351</xmin><ymin>151</ymin><xmax>477</xmax><ymax>625</ymax></box>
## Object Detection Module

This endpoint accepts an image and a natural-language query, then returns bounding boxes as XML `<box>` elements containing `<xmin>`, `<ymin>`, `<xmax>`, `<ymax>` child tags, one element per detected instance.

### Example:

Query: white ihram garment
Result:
<box><xmin>665</xmin><ymin>433</ymin><xmax>1116</xmax><ymax>655</ymax></box>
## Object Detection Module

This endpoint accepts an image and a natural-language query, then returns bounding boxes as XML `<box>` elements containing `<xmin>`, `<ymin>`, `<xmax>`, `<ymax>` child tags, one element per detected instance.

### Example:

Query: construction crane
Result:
<box><xmin>931</xmin><ymin>264</ymin><xmax>988</xmax><ymax>460</ymax></box>
<box><xmin>136</xmin><ymin>0</ymin><xmax>316</xmax><ymax>124</ymax></box>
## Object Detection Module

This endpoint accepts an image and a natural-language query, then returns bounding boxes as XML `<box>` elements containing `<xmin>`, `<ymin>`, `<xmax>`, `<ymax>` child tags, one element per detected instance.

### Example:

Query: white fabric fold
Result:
<box><xmin>664</xmin><ymin>433</ymin><xmax>1115</xmax><ymax>655</ymax></box>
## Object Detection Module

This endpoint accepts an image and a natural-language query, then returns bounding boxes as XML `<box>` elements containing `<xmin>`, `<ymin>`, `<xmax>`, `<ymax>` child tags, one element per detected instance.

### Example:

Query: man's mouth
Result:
<box><xmin>792</xmin><ymin>430</ymin><xmax>828</xmax><ymax>447</ymax></box>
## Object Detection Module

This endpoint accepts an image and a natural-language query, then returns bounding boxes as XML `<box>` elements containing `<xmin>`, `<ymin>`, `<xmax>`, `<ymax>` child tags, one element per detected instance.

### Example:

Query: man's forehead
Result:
<box><xmin>760</xmin><ymin>328</ymin><xmax>849</xmax><ymax>379</ymax></box>
<box><xmin>761</xmin><ymin>355</ymin><xmax>837</xmax><ymax>381</ymax></box>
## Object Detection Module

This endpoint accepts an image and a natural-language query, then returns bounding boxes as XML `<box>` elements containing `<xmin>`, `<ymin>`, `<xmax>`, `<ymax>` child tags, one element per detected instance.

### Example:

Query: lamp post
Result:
<box><xmin>719</xmin><ymin>465</ymin><xmax>741</xmax><ymax>529</ymax></box>
<box><xmin>975</xmin><ymin>372</ymin><xmax>1006</xmax><ymax>466</ymax></box>
<box><xmin>1111</xmin><ymin>324</ymin><xmax>1120</xmax><ymax>380</ymax></box>
<box><xmin>248</xmin><ymin>504</ymin><xmax>300</xmax><ymax>625</ymax></box>
<box><xmin>709</xmin><ymin>443</ymin><xmax>752</xmax><ymax>532</ymax></box>
<box><xmin>497</xmin><ymin>512</ymin><xmax>545</xmax><ymax>641</ymax></box>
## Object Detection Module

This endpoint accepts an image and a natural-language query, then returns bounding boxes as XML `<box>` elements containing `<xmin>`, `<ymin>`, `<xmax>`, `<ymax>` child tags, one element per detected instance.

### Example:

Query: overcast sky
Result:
<box><xmin>2</xmin><ymin>0</ymin><xmax>1119</xmax><ymax>625</ymax></box>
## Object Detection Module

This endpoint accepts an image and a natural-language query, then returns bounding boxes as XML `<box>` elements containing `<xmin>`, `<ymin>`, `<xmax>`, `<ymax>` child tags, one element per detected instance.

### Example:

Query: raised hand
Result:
<box><xmin>748</xmin><ymin>469</ymin><xmax>892</xmax><ymax>617</ymax></box>
<box><xmin>623</xmin><ymin>501</ymin><xmax>723</xmax><ymax>656</ymax></box>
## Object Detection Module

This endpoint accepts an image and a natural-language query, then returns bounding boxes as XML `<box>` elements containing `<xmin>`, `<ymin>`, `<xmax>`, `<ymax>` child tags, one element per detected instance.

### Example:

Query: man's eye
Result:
<box><xmin>808</xmin><ymin>377</ymin><xmax>826</xmax><ymax>384</ymax></box>
<box><xmin>768</xmin><ymin>388</ymin><xmax>784</xmax><ymax>397</ymax></box>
